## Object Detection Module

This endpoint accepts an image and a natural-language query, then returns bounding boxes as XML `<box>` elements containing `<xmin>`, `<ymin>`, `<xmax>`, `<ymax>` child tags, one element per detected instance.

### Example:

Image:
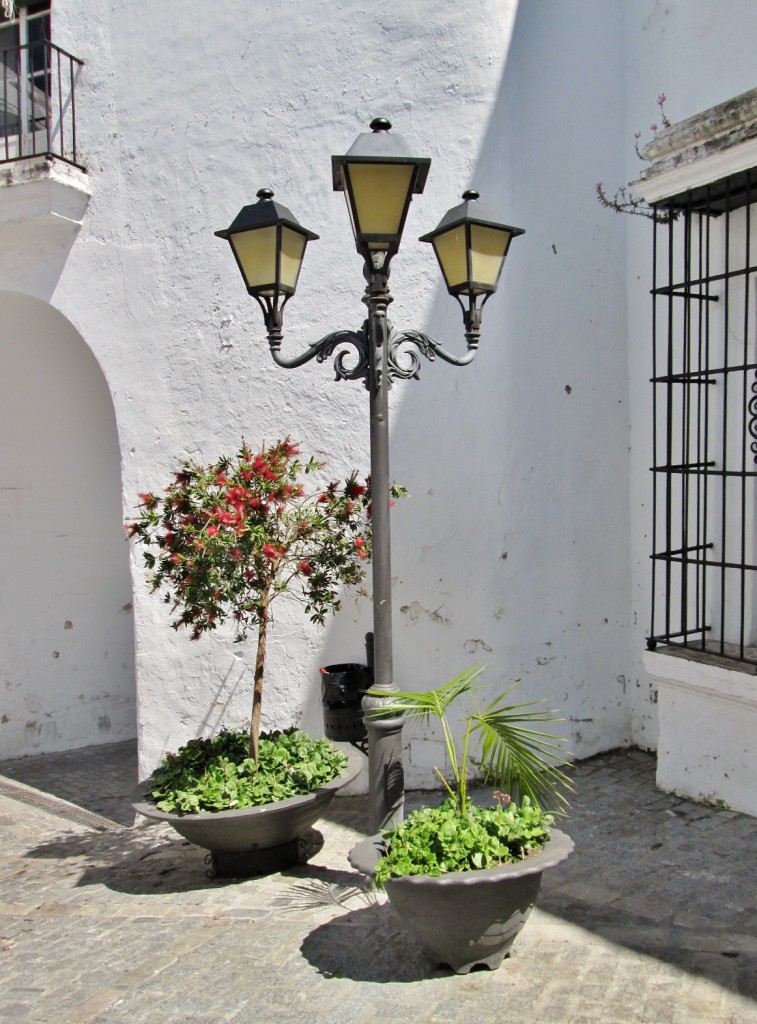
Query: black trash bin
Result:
<box><xmin>321</xmin><ymin>663</ymin><xmax>370</xmax><ymax>742</ymax></box>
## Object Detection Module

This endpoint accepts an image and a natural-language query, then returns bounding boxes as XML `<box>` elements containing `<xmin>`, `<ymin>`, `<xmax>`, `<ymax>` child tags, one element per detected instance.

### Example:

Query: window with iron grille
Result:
<box><xmin>1</xmin><ymin>2</ymin><xmax>50</xmax><ymax>137</ymax></box>
<box><xmin>648</xmin><ymin>167</ymin><xmax>757</xmax><ymax>670</ymax></box>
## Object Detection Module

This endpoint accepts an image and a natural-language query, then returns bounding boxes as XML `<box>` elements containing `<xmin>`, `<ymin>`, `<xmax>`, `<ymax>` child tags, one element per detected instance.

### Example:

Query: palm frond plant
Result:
<box><xmin>366</xmin><ymin>667</ymin><xmax>573</xmax><ymax>885</ymax></box>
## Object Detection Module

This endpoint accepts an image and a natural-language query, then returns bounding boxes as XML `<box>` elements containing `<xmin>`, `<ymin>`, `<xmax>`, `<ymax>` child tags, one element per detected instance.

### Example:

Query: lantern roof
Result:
<box><xmin>215</xmin><ymin>188</ymin><xmax>319</xmax><ymax>241</ymax></box>
<box><xmin>331</xmin><ymin>118</ymin><xmax>431</xmax><ymax>193</ymax></box>
<box><xmin>420</xmin><ymin>190</ymin><xmax>525</xmax><ymax>241</ymax></box>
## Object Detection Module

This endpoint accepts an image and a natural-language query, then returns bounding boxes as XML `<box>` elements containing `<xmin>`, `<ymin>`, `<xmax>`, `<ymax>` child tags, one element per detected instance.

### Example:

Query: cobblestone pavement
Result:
<box><xmin>0</xmin><ymin>743</ymin><xmax>756</xmax><ymax>1024</ymax></box>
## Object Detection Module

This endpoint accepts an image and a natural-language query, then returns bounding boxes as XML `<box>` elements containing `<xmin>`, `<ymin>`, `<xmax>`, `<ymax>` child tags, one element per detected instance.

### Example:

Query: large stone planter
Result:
<box><xmin>349</xmin><ymin>827</ymin><xmax>573</xmax><ymax>973</ymax></box>
<box><xmin>134</xmin><ymin>748</ymin><xmax>362</xmax><ymax>878</ymax></box>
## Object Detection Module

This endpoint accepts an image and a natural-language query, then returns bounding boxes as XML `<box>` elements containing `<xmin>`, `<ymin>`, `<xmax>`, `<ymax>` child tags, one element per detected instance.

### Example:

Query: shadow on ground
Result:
<box><xmin>299</xmin><ymin>902</ymin><xmax>444</xmax><ymax>982</ymax></box>
<box><xmin>4</xmin><ymin>741</ymin><xmax>757</xmax><ymax>1001</ymax></box>
<box><xmin>0</xmin><ymin>738</ymin><xmax>138</xmax><ymax>826</ymax></box>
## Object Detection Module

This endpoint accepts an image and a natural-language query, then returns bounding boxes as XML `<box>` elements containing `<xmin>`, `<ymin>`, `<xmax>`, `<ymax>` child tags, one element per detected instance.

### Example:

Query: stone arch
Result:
<box><xmin>0</xmin><ymin>291</ymin><xmax>136</xmax><ymax>757</ymax></box>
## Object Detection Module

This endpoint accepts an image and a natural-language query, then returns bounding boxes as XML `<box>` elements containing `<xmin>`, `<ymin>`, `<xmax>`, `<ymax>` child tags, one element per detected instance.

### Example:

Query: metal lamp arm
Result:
<box><xmin>266</xmin><ymin>331</ymin><xmax>363</xmax><ymax>371</ymax></box>
<box><xmin>251</xmin><ymin>285</ymin><xmax>370</xmax><ymax>378</ymax></box>
<box><xmin>397</xmin><ymin>330</ymin><xmax>479</xmax><ymax>367</ymax></box>
<box><xmin>385</xmin><ymin>292</ymin><xmax>490</xmax><ymax>379</ymax></box>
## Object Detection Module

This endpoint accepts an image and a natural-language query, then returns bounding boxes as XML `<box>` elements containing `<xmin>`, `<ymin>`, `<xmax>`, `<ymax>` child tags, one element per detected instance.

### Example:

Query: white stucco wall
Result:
<box><xmin>623</xmin><ymin>0</ymin><xmax>757</xmax><ymax>750</ymax></box>
<box><xmin>32</xmin><ymin>0</ymin><xmax>637</xmax><ymax>781</ymax></box>
<box><xmin>7</xmin><ymin>1</ymin><xmax>756</xmax><ymax>782</ymax></box>
<box><xmin>0</xmin><ymin>0</ymin><xmax>738</xmax><ymax>787</ymax></box>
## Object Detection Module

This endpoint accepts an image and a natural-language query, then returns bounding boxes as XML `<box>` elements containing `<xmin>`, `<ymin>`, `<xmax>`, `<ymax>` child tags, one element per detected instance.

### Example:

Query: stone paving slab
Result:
<box><xmin>0</xmin><ymin>743</ymin><xmax>756</xmax><ymax>1023</ymax></box>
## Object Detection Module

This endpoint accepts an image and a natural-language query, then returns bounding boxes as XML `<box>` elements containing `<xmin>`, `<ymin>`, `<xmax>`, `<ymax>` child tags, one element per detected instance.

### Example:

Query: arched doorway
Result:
<box><xmin>0</xmin><ymin>291</ymin><xmax>136</xmax><ymax>757</ymax></box>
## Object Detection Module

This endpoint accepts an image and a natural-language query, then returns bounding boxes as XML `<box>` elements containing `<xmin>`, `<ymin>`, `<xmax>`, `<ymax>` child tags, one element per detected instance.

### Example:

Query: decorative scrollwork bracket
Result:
<box><xmin>748</xmin><ymin>373</ymin><xmax>757</xmax><ymax>463</ymax></box>
<box><xmin>384</xmin><ymin>326</ymin><xmax>479</xmax><ymax>386</ymax></box>
<box><xmin>267</xmin><ymin>327</ymin><xmax>371</xmax><ymax>388</ymax></box>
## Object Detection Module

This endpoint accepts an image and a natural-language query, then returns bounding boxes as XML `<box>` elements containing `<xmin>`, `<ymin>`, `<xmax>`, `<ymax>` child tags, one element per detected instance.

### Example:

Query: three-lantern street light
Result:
<box><xmin>216</xmin><ymin>117</ymin><xmax>523</xmax><ymax>831</ymax></box>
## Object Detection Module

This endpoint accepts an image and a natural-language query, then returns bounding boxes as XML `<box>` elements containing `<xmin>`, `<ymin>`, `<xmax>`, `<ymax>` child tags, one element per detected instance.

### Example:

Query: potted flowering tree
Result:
<box><xmin>127</xmin><ymin>437</ymin><xmax>381</xmax><ymax>875</ymax></box>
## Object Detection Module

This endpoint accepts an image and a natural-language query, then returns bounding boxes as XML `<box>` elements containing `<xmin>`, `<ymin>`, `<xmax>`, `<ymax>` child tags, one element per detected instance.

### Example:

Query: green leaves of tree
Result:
<box><xmin>126</xmin><ymin>438</ymin><xmax>375</xmax><ymax>643</ymax></box>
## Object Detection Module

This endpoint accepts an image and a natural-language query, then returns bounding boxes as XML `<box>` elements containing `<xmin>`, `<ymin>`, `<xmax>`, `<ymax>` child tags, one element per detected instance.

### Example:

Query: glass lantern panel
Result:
<box><xmin>279</xmin><ymin>226</ymin><xmax>307</xmax><ymax>291</ymax></box>
<box><xmin>346</xmin><ymin>163</ymin><xmax>414</xmax><ymax>241</ymax></box>
<box><xmin>469</xmin><ymin>224</ymin><xmax>511</xmax><ymax>288</ymax></box>
<box><xmin>230</xmin><ymin>224</ymin><xmax>277</xmax><ymax>292</ymax></box>
<box><xmin>432</xmin><ymin>226</ymin><xmax>468</xmax><ymax>290</ymax></box>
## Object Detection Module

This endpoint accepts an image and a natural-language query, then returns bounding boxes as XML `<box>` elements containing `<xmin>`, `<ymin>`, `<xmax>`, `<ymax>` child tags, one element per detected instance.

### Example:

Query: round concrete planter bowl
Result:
<box><xmin>134</xmin><ymin>747</ymin><xmax>362</xmax><ymax>878</ymax></box>
<box><xmin>349</xmin><ymin>828</ymin><xmax>574</xmax><ymax>974</ymax></box>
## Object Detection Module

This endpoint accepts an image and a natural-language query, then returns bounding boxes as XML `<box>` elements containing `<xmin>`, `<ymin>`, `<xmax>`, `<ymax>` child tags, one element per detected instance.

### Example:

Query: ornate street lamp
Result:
<box><xmin>332</xmin><ymin>116</ymin><xmax>430</xmax><ymax>262</ymax></box>
<box><xmin>216</xmin><ymin>118</ymin><xmax>523</xmax><ymax>832</ymax></box>
<box><xmin>420</xmin><ymin>188</ymin><xmax>524</xmax><ymax>349</ymax></box>
<box><xmin>214</xmin><ymin>187</ymin><xmax>319</xmax><ymax>340</ymax></box>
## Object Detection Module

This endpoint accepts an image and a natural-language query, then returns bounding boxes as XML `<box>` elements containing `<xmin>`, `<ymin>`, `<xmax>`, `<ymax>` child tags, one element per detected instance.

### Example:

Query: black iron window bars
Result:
<box><xmin>648</xmin><ymin>167</ymin><xmax>757</xmax><ymax>670</ymax></box>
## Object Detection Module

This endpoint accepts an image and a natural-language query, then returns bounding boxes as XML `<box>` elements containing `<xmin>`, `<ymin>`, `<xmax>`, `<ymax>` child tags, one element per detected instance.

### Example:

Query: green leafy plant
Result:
<box><xmin>368</xmin><ymin>667</ymin><xmax>572</xmax><ymax>885</ymax></box>
<box><xmin>147</xmin><ymin>728</ymin><xmax>347</xmax><ymax>814</ymax></box>
<box><xmin>127</xmin><ymin>438</ymin><xmax>404</xmax><ymax>761</ymax></box>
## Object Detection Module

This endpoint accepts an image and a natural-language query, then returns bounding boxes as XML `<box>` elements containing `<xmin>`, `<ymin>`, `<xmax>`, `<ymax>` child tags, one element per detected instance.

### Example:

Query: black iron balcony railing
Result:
<box><xmin>1</xmin><ymin>38</ymin><xmax>84</xmax><ymax>169</ymax></box>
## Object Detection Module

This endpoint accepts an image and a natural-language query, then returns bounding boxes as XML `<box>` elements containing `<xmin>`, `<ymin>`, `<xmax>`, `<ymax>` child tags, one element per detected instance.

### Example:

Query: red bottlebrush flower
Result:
<box><xmin>129</xmin><ymin>437</ymin><xmax>383</xmax><ymax>744</ymax></box>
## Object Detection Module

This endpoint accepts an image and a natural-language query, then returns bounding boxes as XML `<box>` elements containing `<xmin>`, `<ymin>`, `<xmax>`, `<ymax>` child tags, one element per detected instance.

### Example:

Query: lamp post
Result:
<box><xmin>216</xmin><ymin>118</ymin><xmax>523</xmax><ymax>832</ymax></box>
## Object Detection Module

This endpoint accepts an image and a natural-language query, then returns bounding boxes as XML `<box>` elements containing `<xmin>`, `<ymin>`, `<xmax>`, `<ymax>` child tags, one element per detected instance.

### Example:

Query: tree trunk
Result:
<box><xmin>250</xmin><ymin>598</ymin><xmax>269</xmax><ymax>760</ymax></box>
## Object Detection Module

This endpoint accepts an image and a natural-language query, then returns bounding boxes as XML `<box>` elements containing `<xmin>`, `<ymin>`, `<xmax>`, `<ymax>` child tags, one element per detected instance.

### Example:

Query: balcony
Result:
<box><xmin>0</xmin><ymin>38</ymin><xmax>88</xmax><ymax>298</ymax></box>
<box><xmin>1</xmin><ymin>37</ymin><xmax>84</xmax><ymax>169</ymax></box>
